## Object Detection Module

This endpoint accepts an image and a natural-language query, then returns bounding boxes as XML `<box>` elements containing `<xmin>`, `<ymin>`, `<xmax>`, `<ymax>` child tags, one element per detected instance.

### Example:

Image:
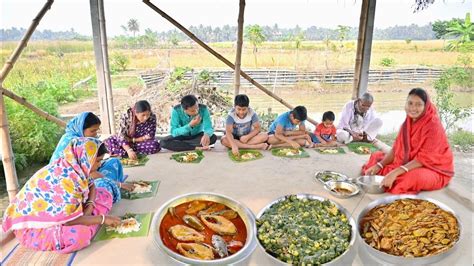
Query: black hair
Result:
<box><xmin>292</xmin><ymin>106</ymin><xmax>307</xmax><ymax>121</ymax></box>
<box><xmin>322</xmin><ymin>111</ymin><xmax>335</xmax><ymax>122</ymax></box>
<box><xmin>234</xmin><ymin>94</ymin><xmax>250</xmax><ymax>107</ymax></box>
<box><xmin>97</xmin><ymin>143</ymin><xmax>108</xmax><ymax>157</ymax></box>
<box><xmin>134</xmin><ymin>100</ymin><xmax>152</xmax><ymax>113</ymax></box>
<box><xmin>408</xmin><ymin>88</ymin><xmax>428</xmax><ymax>104</ymax></box>
<box><xmin>83</xmin><ymin>112</ymin><xmax>101</xmax><ymax>130</ymax></box>
<box><xmin>181</xmin><ymin>95</ymin><xmax>198</xmax><ymax>110</ymax></box>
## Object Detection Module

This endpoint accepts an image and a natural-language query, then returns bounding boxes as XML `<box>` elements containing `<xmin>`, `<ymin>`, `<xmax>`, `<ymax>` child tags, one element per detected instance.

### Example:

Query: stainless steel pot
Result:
<box><xmin>151</xmin><ymin>192</ymin><xmax>257</xmax><ymax>265</ymax></box>
<box><xmin>256</xmin><ymin>194</ymin><xmax>357</xmax><ymax>265</ymax></box>
<box><xmin>357</xmin><ymin>195</ymin><xmax>462</xmax><ymax>265</ymax></box>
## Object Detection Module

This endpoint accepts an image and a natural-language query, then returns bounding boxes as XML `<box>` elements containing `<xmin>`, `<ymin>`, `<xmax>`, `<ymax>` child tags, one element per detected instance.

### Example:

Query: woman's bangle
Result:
<box><xmin>376</xmin><ymin>162</ymin><xmax>384</xmax><ymax>169</ymax></box>
<box><xmin>126</xmin><ymin>148</ymin><xmax>133</xmax><ymax>153</ymax></box>
<box><xmin>100</xmin><ymin>214</ymin><xmax>105</xmax><ymax>225</ymax></box>
<box><xmin>118</xmin><ymin>182</ymin><xmax>122</xmax><ymax>189</ymax></box>
<box><xmin>132</xmin><ymin>138</ymin><xmax>136</xmax><ymax>143</ymax></box>
<box><xmin>400</xmin><ymin>165</ymin><xmax>409</xmax><ymax>173</ymax></box>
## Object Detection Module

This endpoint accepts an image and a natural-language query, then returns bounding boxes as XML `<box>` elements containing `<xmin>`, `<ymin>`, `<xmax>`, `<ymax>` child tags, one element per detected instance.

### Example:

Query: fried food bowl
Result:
<box><xmin>357</xmin><ymin>175</ymin><xmax>385</xmax><ymax>194</ymax></box>
<box><xmin>151</xmin><ymin>192</ymin><xmax>257</xmax><ymax>265</ymax></box>
<box><xmin>256</xmin><ymin>194</ymin><xmax>357</xmax><ymax>265</ymax></box>
<box><xmin>357</xmin><ymin>195</ymin><xmax>462</xmax><ymax>265</ymax></box>
<box><xmin>324</xmin><ymin>181</ymin><xmax>360</xmax><ymax>199</ymax></box>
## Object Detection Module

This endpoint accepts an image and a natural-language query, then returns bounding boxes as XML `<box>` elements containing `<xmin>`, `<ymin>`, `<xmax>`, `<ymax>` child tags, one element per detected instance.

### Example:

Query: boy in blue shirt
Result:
<box><xmin>221</xmin><ymin>94</ymin><xmax>269</xmax><ymax>155</ymax></box>
<box><xmin>160</xmin><ymin>95</ymin><xmax>217</xmax><ymax>151</ymax></box>
<box><xmin>267</xmin><ymin>106</ymin><xmax>313</xmax><ymax>148</ymax></box>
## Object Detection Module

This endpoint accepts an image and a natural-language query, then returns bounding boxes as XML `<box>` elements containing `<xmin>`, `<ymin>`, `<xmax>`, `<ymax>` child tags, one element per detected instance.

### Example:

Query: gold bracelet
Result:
<box><xmin>100</xmin><ymin>214</ymin><xmax>105</xmax><ymax>225</ymax></box>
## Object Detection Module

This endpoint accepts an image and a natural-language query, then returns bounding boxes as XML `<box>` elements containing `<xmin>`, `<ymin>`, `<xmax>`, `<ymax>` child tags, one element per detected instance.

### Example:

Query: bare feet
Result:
<box><xmin>258</xmin><ymin>143</ymin><xmax>272</xmax><ymax>150</ymax></box>
<box><xmin>195</xmin><ymin>146</ymin><xmax>210</xmax><ymax>151</ymax></box>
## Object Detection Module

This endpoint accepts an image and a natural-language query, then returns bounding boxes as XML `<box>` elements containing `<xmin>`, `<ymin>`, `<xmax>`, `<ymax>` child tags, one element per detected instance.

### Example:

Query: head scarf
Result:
<box><xmin>392</xmin><ymin>95</ymin><xmax>454</xmax><ymax>177</ymax></box>
<box><xmin>50</xmin><ymin>112</ymin><xmax>90</xmax><ymax>163</ymax></box>
<box><xmin>3</xmin><ymin>138</ymin><xmax>102</xmax><ymax>231</ymax></box>
<box><xmin>119</xmin><ymin>107</ymin><xmax>137</xmax><ymax>139</ymax></box>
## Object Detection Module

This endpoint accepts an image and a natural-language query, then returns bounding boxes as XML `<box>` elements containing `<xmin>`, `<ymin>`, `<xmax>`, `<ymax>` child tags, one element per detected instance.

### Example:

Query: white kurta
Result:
<box><xmin>336</xmin><ymin>100</ymin><xmax>382</xmax><ymax>143</ymax></box>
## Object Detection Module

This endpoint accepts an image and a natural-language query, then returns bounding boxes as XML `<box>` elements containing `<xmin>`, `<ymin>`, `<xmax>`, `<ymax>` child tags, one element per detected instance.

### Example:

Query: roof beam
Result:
<box><xmin>143</xmin><ymin>0</ymin><xmax>319</xmax><ymax>126</ymax></box>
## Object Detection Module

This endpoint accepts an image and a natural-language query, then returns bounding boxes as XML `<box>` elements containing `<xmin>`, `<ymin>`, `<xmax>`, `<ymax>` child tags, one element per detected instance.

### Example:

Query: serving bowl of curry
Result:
<box><xmin>151</xmin><ymin>192</ymin><xmax>257</xmax><ymax>265</ymax></box>
<box><xmin>357</xmin><ymin>195</ymin><xmax>461</xmax><ymax>265</ymax></box>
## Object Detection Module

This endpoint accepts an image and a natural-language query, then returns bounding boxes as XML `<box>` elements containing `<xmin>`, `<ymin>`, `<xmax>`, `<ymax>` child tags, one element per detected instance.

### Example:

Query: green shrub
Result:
<box><xmin>379</xmin><ymin>57</ymin><xmax>395</xmax><ymax>67</ymax></box>
<box><xmin>449</xmin><ymin>130</ymin><xmax>474</xmax><ymax>151</ymax></box>
<box><xmin>110</xmin><ymin>52</ymin><xmax>129</xmax><ymax>73</ymax></box>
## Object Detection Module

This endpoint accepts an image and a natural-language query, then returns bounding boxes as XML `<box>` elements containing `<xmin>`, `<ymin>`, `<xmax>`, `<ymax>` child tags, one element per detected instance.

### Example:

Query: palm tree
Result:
<box><xmin>245</xmin><ymin>25</ymin><xmax>266</xmax><ymax>67</ymax></box>
<box><xmin>445</xmin><ymin>13</ymin><xmax>473</xmax><ymax>51</ymax></box>
<box><xmin>127</xmin><ymin>18</ymin><xmax>140</xmax><ymax>38</ymax></box>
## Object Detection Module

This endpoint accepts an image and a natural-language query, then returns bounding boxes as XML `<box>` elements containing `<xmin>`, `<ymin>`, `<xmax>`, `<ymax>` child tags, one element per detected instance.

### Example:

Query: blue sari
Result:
<box><xmin>50</xmin><ymin>112</ymin><xmax>124</xmax><ymax>203</ymax></box>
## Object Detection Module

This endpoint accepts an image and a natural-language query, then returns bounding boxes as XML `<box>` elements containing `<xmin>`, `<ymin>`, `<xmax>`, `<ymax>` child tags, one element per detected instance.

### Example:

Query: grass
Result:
<box><xmin>111</xmin><ymin>75</ymin><xmax>144</xmax><ymax>89</ymax></box>
<box><xmin>1</xmin><ymin>40</ymin><xmax>468</xmax><ymax>71</ymax></box>
<box><xmin>449</xmin><ymin>130</ymin><xmax>474</xmax><ymax>152</ymax></box>
<box><xmin>377</xmin><ymin>130</ymin><xmax>474</xmax><ymax>152</ymax></box>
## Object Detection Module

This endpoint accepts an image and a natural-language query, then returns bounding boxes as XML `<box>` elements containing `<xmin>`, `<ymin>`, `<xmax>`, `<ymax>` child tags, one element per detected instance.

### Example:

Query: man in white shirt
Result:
<box><xmin>336</xmin><ymin>92</ymin><xmax>383</xmax><ymax>144</ymax></box>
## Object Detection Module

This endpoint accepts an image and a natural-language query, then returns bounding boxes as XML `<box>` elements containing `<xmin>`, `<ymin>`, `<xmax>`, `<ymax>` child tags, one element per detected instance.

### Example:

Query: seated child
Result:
<box><xmin>221</xmin><ymin>94</ymin><xmax>269</xmax><ymax>155</ymax></box>
<box><xmin>267</xmin><ymin>106</ymin><xmax>313</xmax><ymax>148</ymax></box>
<box><xmin>311</xmin><ymin>111</ymin><xmax>338</xmax><ymax>147</ymax></box>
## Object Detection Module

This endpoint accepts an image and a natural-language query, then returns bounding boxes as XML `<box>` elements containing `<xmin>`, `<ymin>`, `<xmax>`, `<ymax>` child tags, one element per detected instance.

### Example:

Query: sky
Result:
<box><xmin>1</xmin><ymin>0</ymin><xmax>472</xmax><ymax>36</ymax></box>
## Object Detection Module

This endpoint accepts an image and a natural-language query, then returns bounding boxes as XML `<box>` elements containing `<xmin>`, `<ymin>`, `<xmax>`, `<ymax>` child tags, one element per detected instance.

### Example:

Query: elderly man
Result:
<box><xmin>336</xmin><ymin>92</ymin><xmax>383</xmax><ymax>144</ymax></box>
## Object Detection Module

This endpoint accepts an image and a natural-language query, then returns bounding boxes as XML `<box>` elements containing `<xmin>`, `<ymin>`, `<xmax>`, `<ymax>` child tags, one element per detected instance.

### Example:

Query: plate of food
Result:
<box><xmin>120</xmin><ymin>154</ymin><xmax>149</xmax><ymax>167</ymax></box>
<box><xmin>94</xmin><ymin>212</ymin><xmax>153</xmax><ymax>240</ymax></box>
<box><xmin>314</xmin><ymin>170</ymin><xmax>350</xmax><ymax>184</ymax></box>
<box><xmin>271</xmin><ymin>147</ymin><xmax>310</xmax><ymax>158</ymax></box>
<box><xmin>316</xmin><ymin>147</ymin><xmax>346</xmax><ymax>154</ymax></box>
<box><xmin>347</xmin><ymin>142</ymin><xmax>378</xmax><ymax>155</ymax></box>
<box><xmin>170</xmin><ymin>151</ymin><xmax>204</xmax><ymax>163</ymax></box>
<box><xmin>121</xmin><ymin>180</ymin><xmax>160</xmax><ymax>200</ymax></box>
<box><xmin>228</xmin><ymin>150</ymin><xmax>263</xmax><ymax>162</ymax></box>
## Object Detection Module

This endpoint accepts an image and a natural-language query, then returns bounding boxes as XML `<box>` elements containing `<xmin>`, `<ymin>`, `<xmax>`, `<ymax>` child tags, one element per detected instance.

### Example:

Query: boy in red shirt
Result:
<box><xmin>312</xmin><ymin>111</ymin><xmax>338</xmax><ymax>146</ymax></box>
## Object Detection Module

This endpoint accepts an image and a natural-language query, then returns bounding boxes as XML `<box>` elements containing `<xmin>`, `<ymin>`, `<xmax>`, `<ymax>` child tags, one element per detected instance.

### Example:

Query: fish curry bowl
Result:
<box><xmin>151</xmin><ymin>192</ymin><xmax>257</xmax><ymax>265</ymax></box>
<box><xmin>357</xmin><ymin>195</ymin><xmax>462</xmax><ymax>265</ymax></box>
<box><xmin>256</xmin><ymin>194</ymin><xmax>357</xmax><ymax>265</ymax></box>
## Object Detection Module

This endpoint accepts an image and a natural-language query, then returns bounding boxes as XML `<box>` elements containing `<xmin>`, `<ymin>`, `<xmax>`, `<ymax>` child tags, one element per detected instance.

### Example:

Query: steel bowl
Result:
<box><xmin>357</xmin><ymin>175</ymin><xmax>385</xmax><ymax>194</ymax></box>
<box><xmin>314</xmin><ymin>171</ymin><xmax>349</xmax><ymax>185</ymax></box>
<box><xmin>151</xmin><ymin>192</ymin><xmax>257</xmax><ymax>265</ymax></box>
<box><xmin>324</xmin><ymin>181</ymin><xmax>360</xmax><ymax>199</ymax></box>
<box><xmin>357</xmin><ymin>195</ymin><xmax>462</xmax><ymax>265</ymax></box>
<box><xmin>256</xmin><ymin>194</ymin><xmax>357</xmax><ymax>265</ymax></box>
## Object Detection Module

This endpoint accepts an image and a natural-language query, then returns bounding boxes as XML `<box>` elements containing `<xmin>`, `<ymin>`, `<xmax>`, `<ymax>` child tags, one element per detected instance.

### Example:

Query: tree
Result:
<box><xmin>245</xmin><ymin>25</ymin><xmax>266</xmax><ymax>67</ymax></box>
<box><xmin>445</xmin><ymin>13</ymin><xmax>474</xmax><ymax>51</ymax></box>
<box><xmin>337</xmin><ymin>25</ymin><xmax>350</xmax><ymax>49</ymax></box>
<box><xmin>127</xmin><ymin>18</ymin><xmax>140</xmax><ymax>37</ymax></box>
<box><xmin>432</xmin><ymin>18</ymin><xmax>465</xmax><ymax>39</ymax></box>
<box><xmin>292</xmin><ymin>32</ymin><xmax>305</xmax><ymax>69</ymax></box>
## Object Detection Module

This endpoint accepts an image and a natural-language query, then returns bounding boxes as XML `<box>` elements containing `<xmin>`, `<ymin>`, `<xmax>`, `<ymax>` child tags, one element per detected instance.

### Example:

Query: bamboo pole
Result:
<box><xmin>143</xmin><ymin>0</ymin><xmax>318</xmax><ymax>126</ymax></box>
<box><xmin>234</xmin><ymin>0</ymin><xmax>245</xmax><ymax>96</ymax></box>
<box><xmin>0</xmin><ymin>0</ymin><xmax>55</xmax><ymax>201</ymax></box>
<box><xmin>353</xmin><ymin>0</ymin><xmax>368</xmax><ymax>100</ymax></box>
<box><xmin>98</xmin><ymin>0</ymin><xmax>116</xmax><ymax>134</ymax></box>
<box><xmin>1</xmin><ymin>87</ymin><xmax>66</xmax><ymax>127</ymax></box>
<box><xmin>0</xmin><ymin>95</ymin><xmax>18</xmax><ymax>201</ymax></box>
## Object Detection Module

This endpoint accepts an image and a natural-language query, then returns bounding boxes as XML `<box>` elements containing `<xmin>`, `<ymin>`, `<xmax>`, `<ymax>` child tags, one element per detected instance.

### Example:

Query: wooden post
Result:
<box><xmin>352</xmin><ymin>0</ymin><xmax>376</xmax><ymax>99</ymax></box>
<box><xmin>0</xmin><ymin>95</ymin><xmax>18</xmax><ymax>201</ymax></box>
<box><xmin>90</xmin><ymin>0</ymin><xmax>115</xmax><ymax>134</ymax></box>
<box><xmin>0</xmin><ymin>0</ymin><xmax>55</xmax><ymax>201</ymax></box>
<box><xmin>234</xmin><ymin>0</ymin><xmax>245</xmax><ymax>96</ymax></box>
<box><xmin>143</xmin><ymin>0</ymin><xmax>318</xmax><ymax>126</ymax></box>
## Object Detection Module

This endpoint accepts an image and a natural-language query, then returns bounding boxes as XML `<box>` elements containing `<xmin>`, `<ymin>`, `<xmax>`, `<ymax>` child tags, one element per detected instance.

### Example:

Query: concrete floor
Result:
<box><xmin>1</xmin><ymin>143</ymin><xmax>472</xmax><ymax>265</ymax></box>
